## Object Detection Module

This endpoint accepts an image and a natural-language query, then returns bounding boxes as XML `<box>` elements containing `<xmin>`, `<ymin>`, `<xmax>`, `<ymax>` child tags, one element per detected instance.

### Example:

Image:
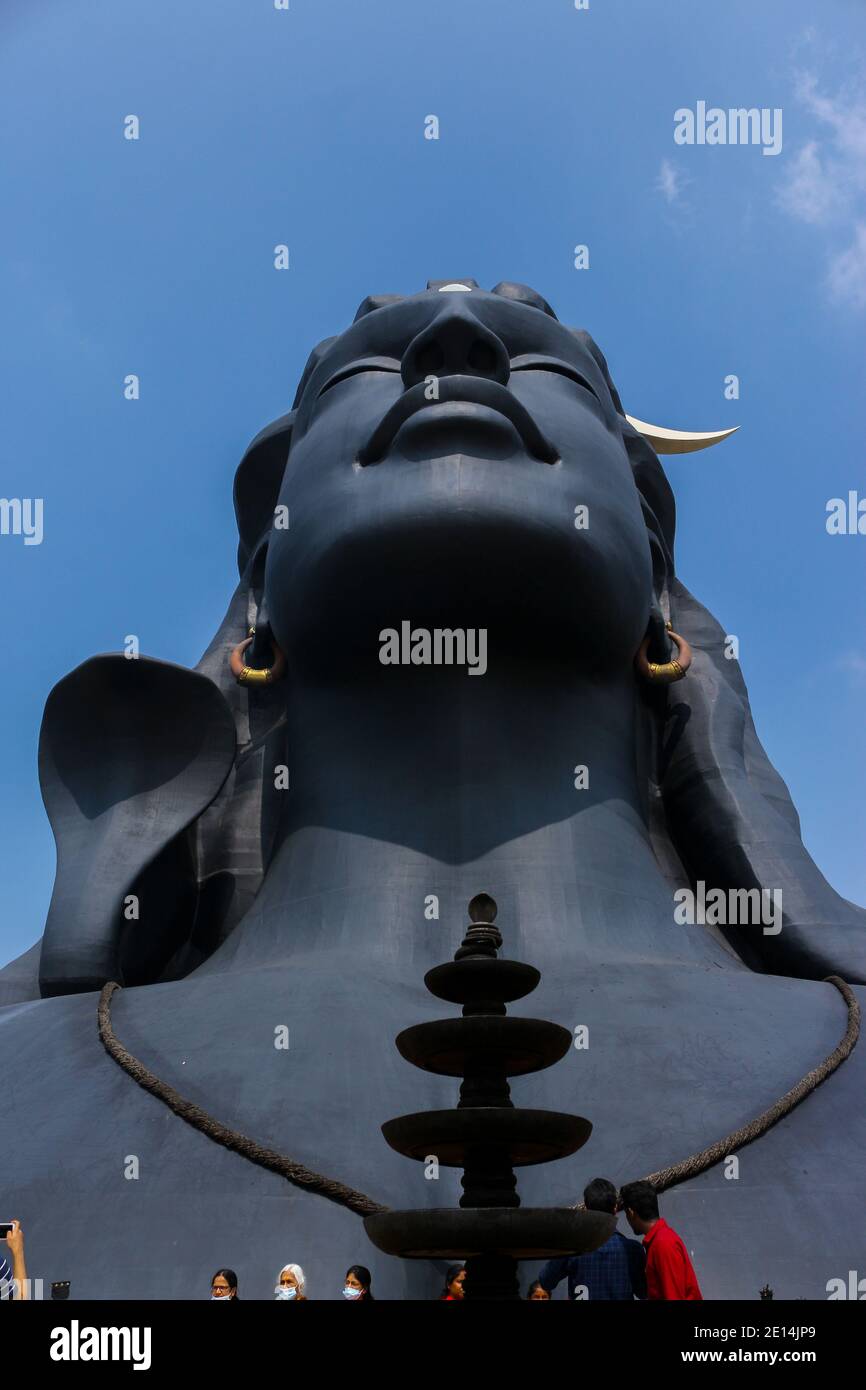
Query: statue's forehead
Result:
<box><xmin>294</xmin><ymin>290</ymin><xmax>609</xmax><ymax>408</ymax></box>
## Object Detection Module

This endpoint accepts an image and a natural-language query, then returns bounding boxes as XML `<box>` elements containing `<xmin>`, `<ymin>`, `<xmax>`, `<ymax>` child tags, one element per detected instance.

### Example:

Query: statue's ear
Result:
<box><xmin>233</xmin><ymin>411</ymin><xmax>295</xmax><ymax>575</ymax></box>
<box><xmin>38</xmin><ymin>655</ymin><xmax>236</xmax><ymax>997</ymax></box>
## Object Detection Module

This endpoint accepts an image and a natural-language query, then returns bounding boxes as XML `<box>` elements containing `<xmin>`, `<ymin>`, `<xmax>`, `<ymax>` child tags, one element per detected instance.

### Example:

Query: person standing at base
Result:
<box><xmin>440</xmin><ymin>1265</ymin><xmax>465</xmax><ymax>1300</ymax></box>
<box><xmin>210</xmin><ymin>1268</ymin><xmax>239</xmax><ymax>1300</ymax></box>
<box><xmin>1</xmin><ymin>1220</ymin><xmax>27</xmax><ymax>1300</ymax></box>
<box><xmin>343</xmin><ymin>1265</ymin><xmax>375</xmax><ymax>1301</ymax></box>
<box><xmin>526</xmin><ymin>1280</ymin><xmax>551</xmax><ymax>1300</ymax></box>
<box><xmin>275</xmin><ymin>1264</ymin><xmax>307</xmax><ymax>1300</ymax></box>
<box><xmin>620</xmin><ymin>1180</ymin><xmax>703</xmax><ymax>1301</ymax></box>
<box><xmin>537</xmin><ymin>1178</ymin><xmax>646</xmax><ymax>1300</ymax></box>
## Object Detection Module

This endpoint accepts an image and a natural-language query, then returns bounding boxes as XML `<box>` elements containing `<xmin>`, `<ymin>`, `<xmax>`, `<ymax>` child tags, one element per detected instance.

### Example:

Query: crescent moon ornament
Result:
<box><xmin>624</xmin><ymin>416</ymin><xmax>739</xmax><ymax>455</ymax></box>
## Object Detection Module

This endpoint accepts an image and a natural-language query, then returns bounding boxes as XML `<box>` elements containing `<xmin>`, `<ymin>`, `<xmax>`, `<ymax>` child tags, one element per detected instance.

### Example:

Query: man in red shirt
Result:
<box><xmin>620</xmin><ymin>1181</ymin><xmax>703</xmax><ymax>1300</ymax></box>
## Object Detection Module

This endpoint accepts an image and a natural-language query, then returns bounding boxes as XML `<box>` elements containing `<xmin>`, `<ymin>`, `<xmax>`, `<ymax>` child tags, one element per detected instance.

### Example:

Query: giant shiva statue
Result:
<box><xmin>1</xmin><ymin>281</ymin><xmax>864</xmax><ymax>1299</ymax></box>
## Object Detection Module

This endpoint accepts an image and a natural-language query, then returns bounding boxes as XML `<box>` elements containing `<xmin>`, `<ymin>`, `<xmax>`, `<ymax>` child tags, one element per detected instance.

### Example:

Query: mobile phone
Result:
<box><xmin>51</xmin><ymin>1281</ymin><xmax>70</xmax><ymax>1300</ymax></box>
<box><xmin>0</xmin><ymin>1224</ymin><xmax>13</xmax><ymax>1238</ymax></box>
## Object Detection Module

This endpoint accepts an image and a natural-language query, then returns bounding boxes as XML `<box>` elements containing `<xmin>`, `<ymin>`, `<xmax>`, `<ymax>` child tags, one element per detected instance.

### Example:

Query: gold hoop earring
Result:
<box><xmin>635</xmin><ymin>624</ymin><xmax>692</xmax><ymax>684</ymax></box>
<box><xmin>229</xmin><ymin>629</ymin><xmax>287</xmax><ymax>686</ymax></box>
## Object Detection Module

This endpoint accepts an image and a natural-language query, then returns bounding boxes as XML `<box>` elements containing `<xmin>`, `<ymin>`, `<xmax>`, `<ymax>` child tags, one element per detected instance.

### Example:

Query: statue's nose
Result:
<box><xmin>401</xmin><ymin>309</ymin><xmax>510</xmax><ymax>390</ymax></box>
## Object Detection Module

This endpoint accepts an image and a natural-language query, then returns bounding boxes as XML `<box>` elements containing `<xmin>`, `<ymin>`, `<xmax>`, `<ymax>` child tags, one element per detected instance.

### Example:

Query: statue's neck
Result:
<box><xmin>210</xmin><ymin>660</ymin><xmax>738</xmax><ymax>974</ymax></box>
<box><xmin>283</xmin><ymin>659</ymin><xmax>648</xmax><ymax>855</ymax></box>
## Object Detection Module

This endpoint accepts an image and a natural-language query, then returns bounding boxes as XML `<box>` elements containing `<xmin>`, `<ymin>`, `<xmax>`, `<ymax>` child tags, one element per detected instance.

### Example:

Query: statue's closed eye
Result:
<box><xmin>317</xmin><ymin>358</ymin><xmax>402</xmax><ymax>398</ymax></box>
<box><xmin>509</xmin><ymin>355</ymin><xmax>601</xmax><ymax>404</ymax></box>
<box><xmin>314</xmin><ymin>353</ymin><xmax>604</xmax><ymax>428</ymax></box>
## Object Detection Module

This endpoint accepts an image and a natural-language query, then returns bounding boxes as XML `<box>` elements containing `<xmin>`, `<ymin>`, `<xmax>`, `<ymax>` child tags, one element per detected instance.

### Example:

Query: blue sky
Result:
<box><xmin>1</xmin><ymin>0</ymin><xmax>864</xmax><ymax>964</ymax></box>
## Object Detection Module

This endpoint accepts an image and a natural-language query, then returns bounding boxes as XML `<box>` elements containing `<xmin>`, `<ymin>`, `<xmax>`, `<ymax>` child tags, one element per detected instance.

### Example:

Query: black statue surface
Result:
<box><xmin>1</xmin><ymin>281</ymin><xmax>864</xmax><ymax>1299</ymax></box>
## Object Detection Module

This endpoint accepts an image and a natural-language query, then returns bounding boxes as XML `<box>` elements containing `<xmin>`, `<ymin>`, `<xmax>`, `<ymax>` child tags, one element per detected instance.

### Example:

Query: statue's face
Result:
<box><xmin>266</xmin><ymin>289</ymin><xmax>652</xmax><ymax>673</ymax></box>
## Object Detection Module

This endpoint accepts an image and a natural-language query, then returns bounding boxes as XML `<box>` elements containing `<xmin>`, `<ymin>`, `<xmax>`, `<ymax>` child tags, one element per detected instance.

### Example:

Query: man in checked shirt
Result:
<box><xmin>537</xmin><ymin>1178</ymin><xmax>647</xmax><ymax>1300</ymax></box>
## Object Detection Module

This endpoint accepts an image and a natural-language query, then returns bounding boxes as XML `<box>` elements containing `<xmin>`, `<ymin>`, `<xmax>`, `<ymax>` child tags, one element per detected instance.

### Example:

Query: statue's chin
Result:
<box><xmin>265</xmin><ymin>498</ymin><xmax>651</xmax><ymax>678</ymax></box>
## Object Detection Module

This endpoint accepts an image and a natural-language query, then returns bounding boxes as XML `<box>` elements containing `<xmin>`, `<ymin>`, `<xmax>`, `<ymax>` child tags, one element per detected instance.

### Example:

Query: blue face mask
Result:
<box><xmin>343</xmin><ymin>1286</ymin><xmax>363</xmax><ymax>1300</ymax></box>
<box><xmin>275</xmin><ymin>1285</ymin><xmax>298</xmax><ymax>1300</ymax></box>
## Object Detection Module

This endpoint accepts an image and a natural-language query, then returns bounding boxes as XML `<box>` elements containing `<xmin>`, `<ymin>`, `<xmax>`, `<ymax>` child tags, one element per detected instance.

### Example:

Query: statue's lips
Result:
<box><xmin>357</xmin><ymin>376</ymin><xmax>559</xmax><ymax>466</ymax></box>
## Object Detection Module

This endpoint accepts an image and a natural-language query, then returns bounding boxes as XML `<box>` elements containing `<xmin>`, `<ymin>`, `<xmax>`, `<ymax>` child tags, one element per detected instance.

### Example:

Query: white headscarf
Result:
<box><xmin>279</xmin><ymin>1263</ymin><xmax>306</xmax><ymax>1298</ymax></box>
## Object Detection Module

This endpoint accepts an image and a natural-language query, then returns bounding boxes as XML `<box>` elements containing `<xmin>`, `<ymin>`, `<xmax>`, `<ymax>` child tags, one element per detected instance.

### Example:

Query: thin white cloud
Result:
<box><xmin>777</xmin><ymin>66</ymin><xmax>866</xmax><ymax>307</ymax></box>
<box><xmin>827</xmin><ymin>222</ymin><xmax>866</xmax><ymax>308</ymax></box>
<box><xmin>795</xmin><ymin>72</ymin><xmax>866</xmax><ymax>174</ymax></box>
<box><xmin>656</xmin><ymin>159</ymin><xmax>685</xmax><ymax>206</ymax></box>
<box><xmin>776</xmin><ymin>140</ymin><xmax>840</xmax><ymax>224</ymax></box>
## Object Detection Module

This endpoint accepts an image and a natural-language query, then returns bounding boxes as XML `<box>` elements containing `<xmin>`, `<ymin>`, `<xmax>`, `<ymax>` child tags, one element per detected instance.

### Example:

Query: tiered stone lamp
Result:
<box><xmin>364</xmin><ymin>894</ymin><xmax>614</xmax><ymax>1299</ymax></box>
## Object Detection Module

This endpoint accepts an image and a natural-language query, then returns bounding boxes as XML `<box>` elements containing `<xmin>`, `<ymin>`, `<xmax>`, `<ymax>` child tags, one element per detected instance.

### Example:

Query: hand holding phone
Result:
<box><xmin>2</xmin><ymin>1221</ymin><xmax>23</xmax><ymax>1257</ymax></box>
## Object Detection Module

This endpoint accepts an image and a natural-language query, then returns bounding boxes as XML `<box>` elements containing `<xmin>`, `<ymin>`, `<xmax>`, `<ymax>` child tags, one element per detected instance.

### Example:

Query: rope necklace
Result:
<box><xmin>97</xmin><ymin>975</ymin><xmax>858</xmax><ymax>1215</ymax></box>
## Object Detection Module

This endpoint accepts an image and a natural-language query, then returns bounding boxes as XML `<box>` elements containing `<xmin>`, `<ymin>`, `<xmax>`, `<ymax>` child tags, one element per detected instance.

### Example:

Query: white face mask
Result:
<box><xmin>343</xmin><ymin>1286</ymin><xmax>363</xmax><ymax>1300</ymax></box>
<box><xmin>275</xmin><ymin>1285</ymin><xmax>298</xmax><ymax>1300</ymax></box>
<box><xmin>211</xmin><ymin>1292</ymin><xmax>233</xmax><ymax>1300</ymax></box>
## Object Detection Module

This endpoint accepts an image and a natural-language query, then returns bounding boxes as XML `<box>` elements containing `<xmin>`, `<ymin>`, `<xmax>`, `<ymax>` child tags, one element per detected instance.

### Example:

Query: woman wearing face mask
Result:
<box><xmin>275</xmin><ymin>1264</ymin><xmax>307</xmax><ymax>1301</ymax></box>
<box><xmin>210</xmin><ymin>1268</ymin><xmax>239</xmax><ymax>1300</ymax></box>
<box><xmin>343</xmin><ymin>1265</ymin><xmax>374</xmax><ymax>1301</ymax></box>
